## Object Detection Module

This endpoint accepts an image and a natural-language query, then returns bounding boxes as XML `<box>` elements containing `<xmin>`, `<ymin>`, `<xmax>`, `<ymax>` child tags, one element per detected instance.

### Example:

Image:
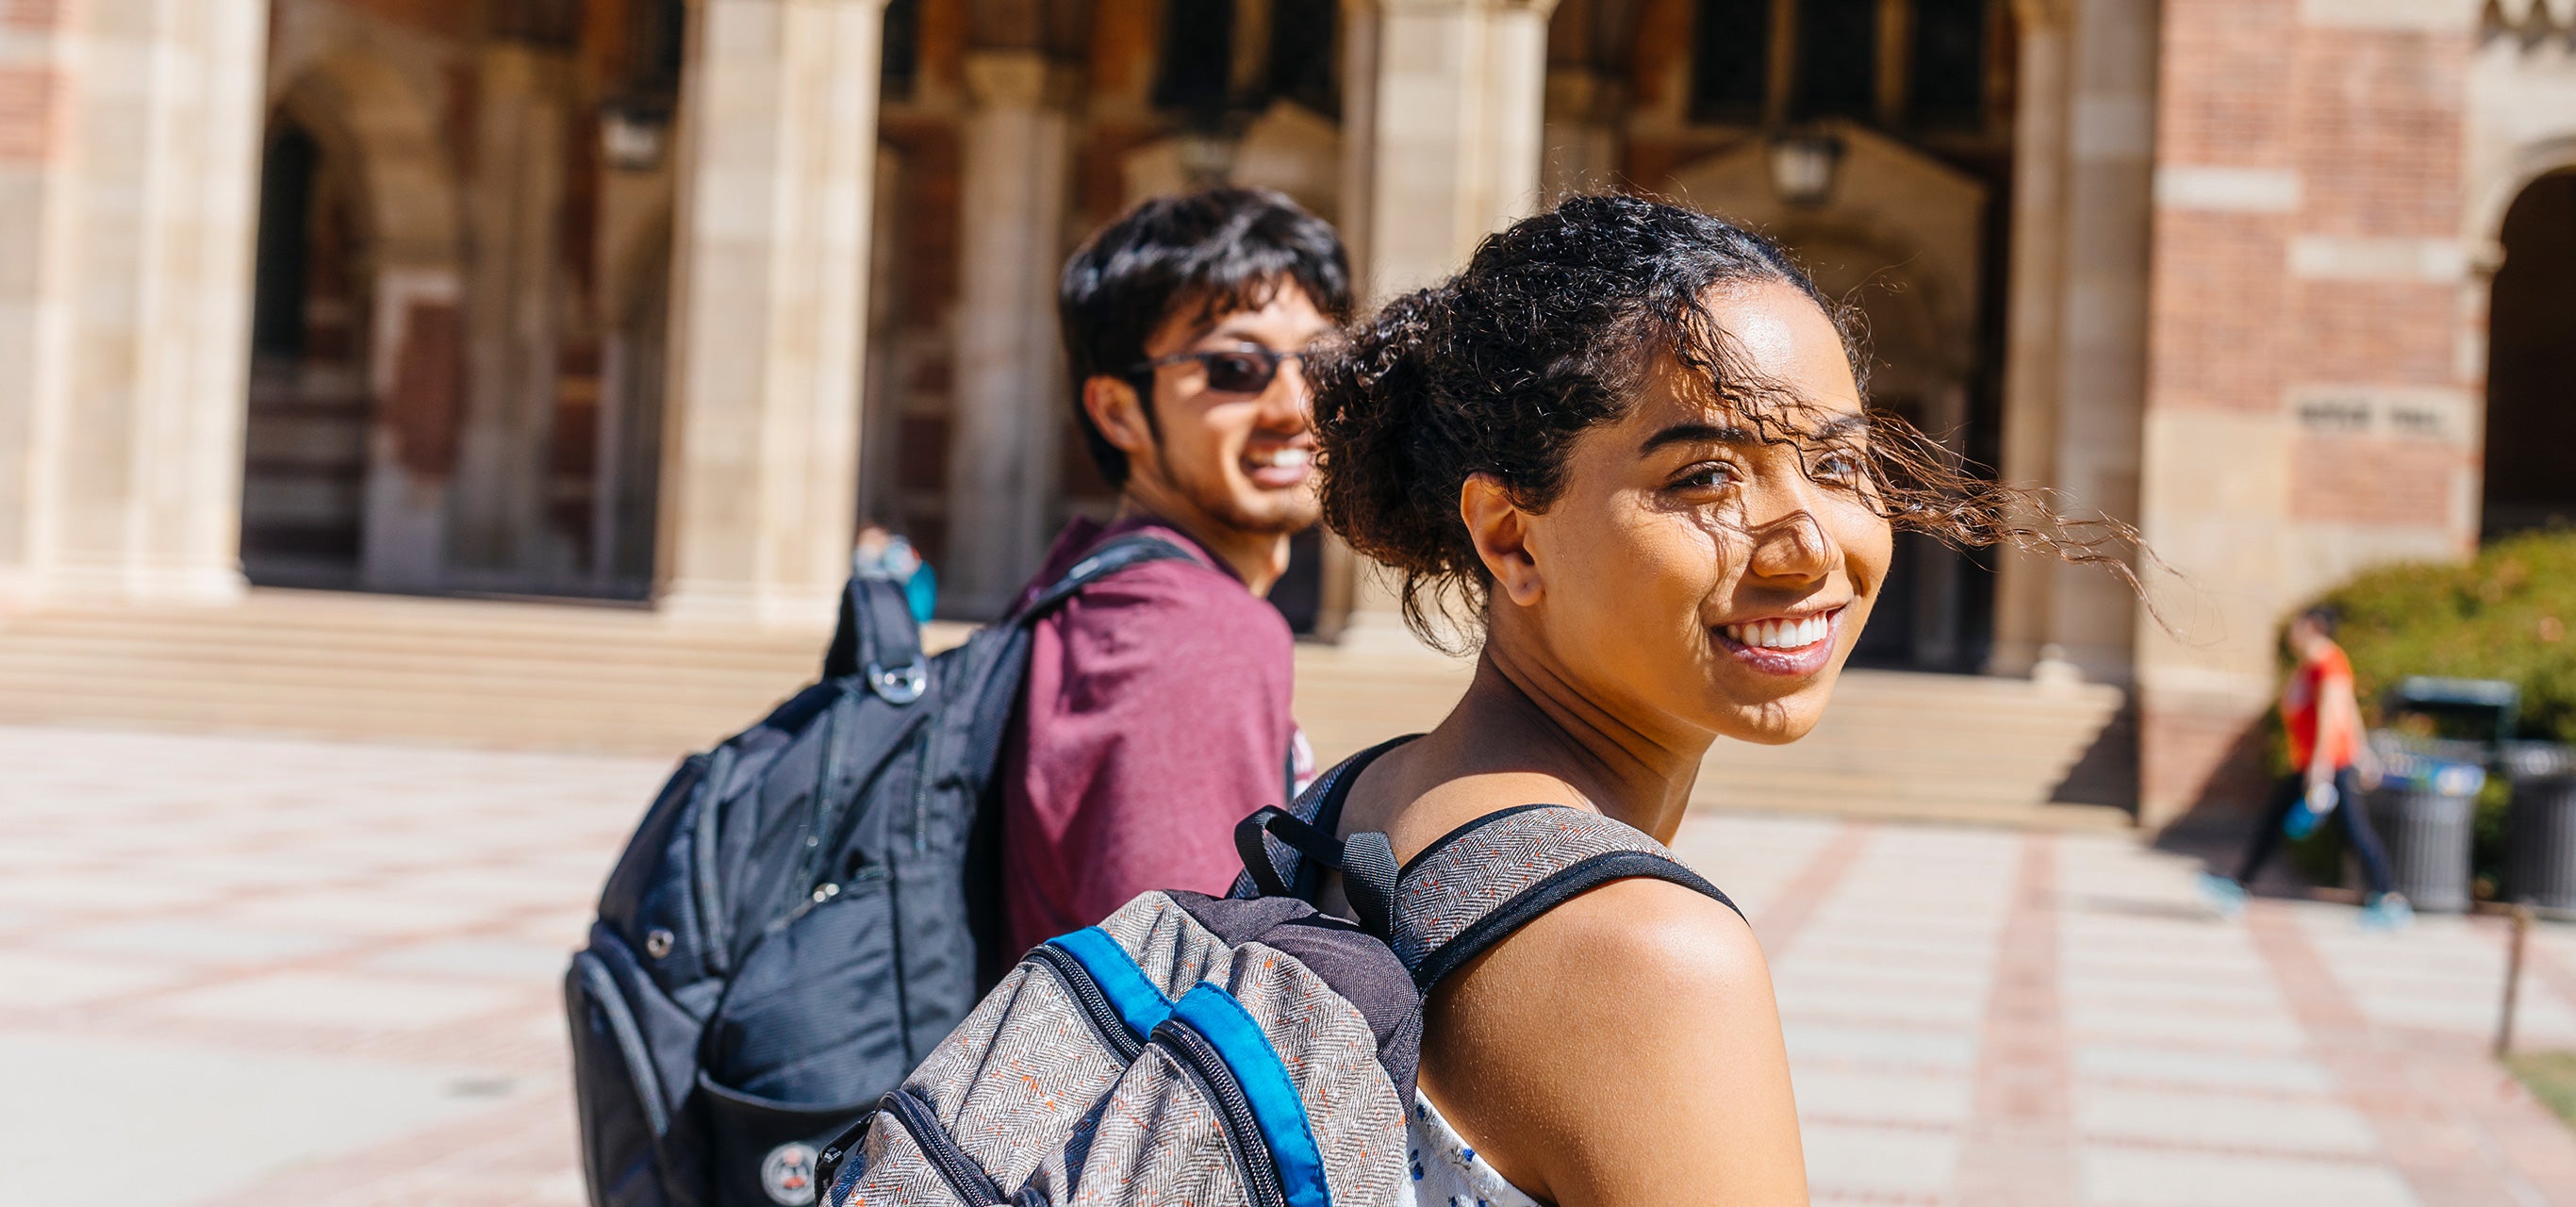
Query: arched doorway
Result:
<box><xmin>242</xmin><ymin>117</ymin><xmax>372</xmax><ymax>588</ymax></box>
<box><xmin>247</xmin><ymin>53</ymin><xmax>467</xmax><ymax>594</ymax></box>
<box><xmin>2485</xmin><ymin>168</ymin><xmax>2576</xmax><ymax>537</ymax></box>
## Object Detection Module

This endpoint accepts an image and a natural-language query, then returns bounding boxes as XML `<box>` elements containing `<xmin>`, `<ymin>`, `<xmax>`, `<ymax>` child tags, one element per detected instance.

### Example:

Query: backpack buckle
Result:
<box><xmin>866</xmin><ymin>660</ymin><xmax>928</xmax><ymax>704</ymax></box>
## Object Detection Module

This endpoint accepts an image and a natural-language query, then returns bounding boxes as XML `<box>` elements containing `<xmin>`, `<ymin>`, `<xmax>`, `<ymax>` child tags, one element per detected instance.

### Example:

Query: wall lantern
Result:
<box><xmin>1766</xmin><ymin>130</ymin><xmax>1846</xmax><ymax>209</ymax></box>
<box><xmin>601</xmin><ymin>101</ymin><xmax>671</xmax><ymax>173</ymax></box>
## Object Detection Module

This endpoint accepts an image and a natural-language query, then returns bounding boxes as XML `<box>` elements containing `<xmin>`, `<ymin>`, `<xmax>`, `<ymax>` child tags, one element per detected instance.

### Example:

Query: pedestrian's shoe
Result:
<box><xmin>2198</xmin><ymin>872</ymin><xmax>2247</xmax><ymax>919</ymax></box>
<box><xmin>2359</xmin><ymin>892</ymin><xmax>2415</xmax><ymax>931</ymax></box>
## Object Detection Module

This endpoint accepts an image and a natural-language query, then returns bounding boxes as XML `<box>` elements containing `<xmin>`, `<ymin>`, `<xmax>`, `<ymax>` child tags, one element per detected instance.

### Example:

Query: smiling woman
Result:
<box><xmin>1280</xmin><ymin>194</ymin><xmax>2143</xmax><ymax>1207</ymax></box>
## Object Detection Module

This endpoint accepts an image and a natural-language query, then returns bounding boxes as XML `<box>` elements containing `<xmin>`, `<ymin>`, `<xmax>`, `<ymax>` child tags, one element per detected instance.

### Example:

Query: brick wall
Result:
<box><xmin>0</xmin><ymin>0</ymin><xmax>58</xmax><ymax>163</ymax></box>
<box><xmin>0</xmin><ymin>66</ymin><xmax>51</xmax><ymax>162</ymax></box>
<box><xmin>2</xmin><ymin>0</ymin><xmax>60</xmax><ymax>29</ymax></box>
<box><xmin>2139</xmin><ymin>0</ymin><xmax>2477</xmax><ymax>824</ymax></box>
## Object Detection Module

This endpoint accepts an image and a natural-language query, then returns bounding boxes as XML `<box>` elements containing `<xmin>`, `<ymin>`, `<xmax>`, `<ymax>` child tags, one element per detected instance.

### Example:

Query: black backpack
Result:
<box><xmin>566</xmin><ymin>534</ymin><xmax>1190</xmax><ymax>1207</ymax></box>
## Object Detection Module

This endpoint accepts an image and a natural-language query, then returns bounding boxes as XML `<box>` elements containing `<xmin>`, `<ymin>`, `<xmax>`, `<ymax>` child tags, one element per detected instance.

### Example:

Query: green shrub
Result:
<box><xmin>2320</xmin><ymin>529</ymin><xmax>2576</xmax><ymax>743</ymax></box>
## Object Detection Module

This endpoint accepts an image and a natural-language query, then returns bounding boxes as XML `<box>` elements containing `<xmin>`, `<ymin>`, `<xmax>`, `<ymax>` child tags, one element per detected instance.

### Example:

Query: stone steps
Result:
<box><xmin>0</xmin><ymin>590</ymin><xmax>2135</xmax><ymax>828</ymax></box>
<box><xmin>1283</xmin><ymin>645</ymin><xmax>2132</xmax><ymax>828</ymax></box>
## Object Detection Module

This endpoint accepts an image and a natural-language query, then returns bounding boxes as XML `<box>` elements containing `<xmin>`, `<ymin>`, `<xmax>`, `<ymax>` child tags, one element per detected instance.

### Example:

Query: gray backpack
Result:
<box><xmin>816</xmin><ymin>738</ymin><xmax>1737</xmax><ymax>1206</ymax></box>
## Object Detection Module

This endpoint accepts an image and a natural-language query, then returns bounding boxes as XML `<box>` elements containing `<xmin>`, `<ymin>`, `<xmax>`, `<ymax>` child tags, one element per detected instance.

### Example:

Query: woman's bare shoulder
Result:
<box><xmin>1424</xmin><ymin>875</ymin><xmax>1806</xmax><ymax>1206</ymax></box>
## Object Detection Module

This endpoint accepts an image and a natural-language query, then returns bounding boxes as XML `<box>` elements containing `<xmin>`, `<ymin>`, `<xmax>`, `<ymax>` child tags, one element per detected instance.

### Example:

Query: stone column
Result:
<box><xmin>450</xmin><ymin>33</ymin><xmax>574</xmax><ymax>587</ymax></box>
<box><xmin>1989</xmin><ymin>1</ymin><xmax>2072</xmax><ymax>677</ymax></box>
<box><xmin>0</xmin><ymin>0</ymin><xmax>82</xmax><ymax>605</ymax></box>
<box><xmin>657</xmin><ymin>0</ymin><xmax>889</xmax><ymax>626</ymax></box>
<box><xmin>941</xmin><ymin>51</ymin><xmax>1073</xmax><ymax>619</ymax></box>
<box><xmin>0</xmin><ymin>0</ymin><xmax>268</xmax><ymax>606</ymax></box>
<box><xmin>1333</xmin><ymin>0</ymin><xmax>1557</xmax><ymax>651</ymax></box>
<box><xmin>1988</xmin><ymin>0</ymin><xmax>2153</xmax><ymax>685</ymax></box>
<box><xmin>1342</xmin><ymin>0</ymin><xmax>1559</xmax><ymax>302</ymax></box>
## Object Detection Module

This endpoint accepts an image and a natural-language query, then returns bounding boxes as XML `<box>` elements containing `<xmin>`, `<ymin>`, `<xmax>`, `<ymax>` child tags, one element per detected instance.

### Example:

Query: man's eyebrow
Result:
<box><xmin>1639</xmin><ymin>411</ymin><xmax>1867</xmax><ymax>455</ymax></box>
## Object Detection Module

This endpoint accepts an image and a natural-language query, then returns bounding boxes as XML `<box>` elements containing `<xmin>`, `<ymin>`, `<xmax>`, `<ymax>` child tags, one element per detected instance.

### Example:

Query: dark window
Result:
<box><xmin>1154</xmin><ymin>0</ymin><xmax>1237</xmax><ymax>125</ymax></box>
<box><xmin>1265</xmin><ymin>0</ymin><xmax>1337</xmax><ymax>117</ymax></box>
<box><xmin>1792</xmin><ymin>0</ymin><xmax>1878</xmax><ymax>121</ymax></box>
<box><xmin>1691</xmin><ymin>0</ymin><xmax>1772</xmax><ymax>124</ymax></box>
<box><xmin>251</xmin><ymin>124</ymin><xmax>318</xmax><ymax>358</ymax></box>
<box><xmin>882</xmin><ymin>0</ymin><xmax>919</xmax><ymax>101</ymax></box>
<box><xmin>1910</xmin><ymin>0</ymin><xmax>1987</xmax><ymax>128</ymax></box>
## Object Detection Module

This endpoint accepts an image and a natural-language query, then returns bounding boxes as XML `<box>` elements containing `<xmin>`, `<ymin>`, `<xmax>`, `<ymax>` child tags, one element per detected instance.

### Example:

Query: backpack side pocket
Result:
<box><xmin>569</xmin><ymin>927</ymin><xmax>707</xmax><ymax>1207</ymax></box>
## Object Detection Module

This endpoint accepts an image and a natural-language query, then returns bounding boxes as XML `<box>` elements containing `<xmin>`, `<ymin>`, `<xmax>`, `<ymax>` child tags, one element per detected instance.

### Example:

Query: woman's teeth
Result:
<box><xmin>1248</xmin><ymin>448</ymin><xmax>1312</xmax><ymax>470</ymax></box>
<box><xmin>1724</xmin><ymin>614</ymin><xmax>1831</xmax><ymax>650</ymax></box>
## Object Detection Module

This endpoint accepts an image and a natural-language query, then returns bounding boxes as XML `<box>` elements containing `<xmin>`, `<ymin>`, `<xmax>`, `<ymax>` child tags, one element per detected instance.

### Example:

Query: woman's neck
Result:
<box><xmin>1436</xmin><ymin>641</ymin><xmax>1709</xmax><ymax>842</ymax></box>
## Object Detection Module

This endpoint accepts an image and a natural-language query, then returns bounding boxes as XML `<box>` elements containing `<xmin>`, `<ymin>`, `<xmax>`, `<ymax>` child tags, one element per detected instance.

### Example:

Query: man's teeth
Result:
<box><xmin>1249</xmin><ymin>448</ymin><xmax>1312</xmax><ymax>470</ymax></box>
<box><xmin>1724</xmin><ymin>614</ymin><xmax>1832</xmax><ymax>650</ymax></box>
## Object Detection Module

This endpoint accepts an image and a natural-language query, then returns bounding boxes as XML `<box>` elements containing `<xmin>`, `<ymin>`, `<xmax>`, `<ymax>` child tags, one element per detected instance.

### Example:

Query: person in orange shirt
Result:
<box><xmin>2203</xmin><ymin>606</ymin><xmax>2408</xmax><ymax>928</ymax></box>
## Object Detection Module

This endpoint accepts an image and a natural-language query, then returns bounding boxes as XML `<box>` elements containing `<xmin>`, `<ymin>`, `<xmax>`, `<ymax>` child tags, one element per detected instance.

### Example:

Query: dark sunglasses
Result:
<box><xmin>1131</xmin><ymin>347</ymin><xmax>1313</xmax><ymax>395</ymax></box>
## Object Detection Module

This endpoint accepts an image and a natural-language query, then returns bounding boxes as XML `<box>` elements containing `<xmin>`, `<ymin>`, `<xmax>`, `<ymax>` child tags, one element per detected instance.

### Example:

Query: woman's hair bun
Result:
<box><xmin>1310</xmin><ymin>286</ymin><xmax>1458</xmax><ymax>589</ymax></box>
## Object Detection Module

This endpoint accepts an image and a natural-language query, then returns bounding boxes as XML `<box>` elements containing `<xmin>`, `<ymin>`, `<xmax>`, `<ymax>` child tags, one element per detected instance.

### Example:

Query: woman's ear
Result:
<box><xmin>1082</xmin><ymin>376</ymin><xmax>1154</xmax><ymax>457</ymax></box>
<box><xmin>1461</xmin><ymin>474</ymin><xmax>1543</xmax><ymax>607</ymax></box>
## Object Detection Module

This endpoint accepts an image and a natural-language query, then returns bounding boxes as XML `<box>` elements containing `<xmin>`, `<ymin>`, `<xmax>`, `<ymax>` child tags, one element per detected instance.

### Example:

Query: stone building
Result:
<box><xmin>0</xmin><ymin>0</ymin><xmax>2569</xmax><ymax>824</ymax></box>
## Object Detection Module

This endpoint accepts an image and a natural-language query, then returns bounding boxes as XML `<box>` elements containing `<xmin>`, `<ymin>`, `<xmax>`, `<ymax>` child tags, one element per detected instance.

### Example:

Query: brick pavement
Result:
<box><xmin>7</xmin><ymin>725</ymin><xmax>2576</xmax><ymax>1205</ymax></box>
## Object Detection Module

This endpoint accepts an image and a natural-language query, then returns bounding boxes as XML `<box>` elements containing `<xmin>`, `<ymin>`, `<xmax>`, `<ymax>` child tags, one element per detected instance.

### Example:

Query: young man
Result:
<box><xmin>999</xmin><ymin>188</ymin><xmax>1348</xmax><ymax>953</ymax></box>
<box><xmin>2203</xmin><ymin>606</ymin><xmax>2410</xmax><ymax>929</ymax></box>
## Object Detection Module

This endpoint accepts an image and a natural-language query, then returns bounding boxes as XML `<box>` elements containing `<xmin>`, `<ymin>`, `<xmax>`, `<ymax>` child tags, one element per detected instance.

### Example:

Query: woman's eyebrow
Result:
<box><xmin>1641</xmin><ymin>422</ymin><xmax>1752</xmax><ymax>454</ymax></box>
<box><xmin>1640</xmin><ymin>412</ymin><xmax>1867</xmax><ymax>454</ymax></box>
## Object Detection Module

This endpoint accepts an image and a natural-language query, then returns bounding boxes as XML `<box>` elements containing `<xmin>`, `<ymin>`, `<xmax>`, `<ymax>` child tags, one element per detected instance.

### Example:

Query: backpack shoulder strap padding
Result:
<box><xmin>1388</xmin><ymin>805</ymin><xmax>1739</xmax><ymax>992</ymax></box>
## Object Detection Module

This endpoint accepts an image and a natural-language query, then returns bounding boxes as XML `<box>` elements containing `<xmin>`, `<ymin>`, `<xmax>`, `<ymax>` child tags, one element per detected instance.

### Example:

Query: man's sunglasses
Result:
<box><xmin>1131</xmin><ymin>347</ymin><xmax>1312</xmax><ymax>395</ymax></box>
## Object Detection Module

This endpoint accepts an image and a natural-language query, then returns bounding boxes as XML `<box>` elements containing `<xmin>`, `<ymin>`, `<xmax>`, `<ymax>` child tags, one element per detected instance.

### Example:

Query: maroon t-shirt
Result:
<box><xmin>999</xmin><ymin>516</ymin><xmax>1311</xmax><ymax>953</ymax></box>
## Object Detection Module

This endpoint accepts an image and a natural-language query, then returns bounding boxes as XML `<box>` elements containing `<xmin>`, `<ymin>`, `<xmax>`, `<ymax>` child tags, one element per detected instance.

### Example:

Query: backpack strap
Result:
<box><xmin>1007</xmin><ymin>532</ymin><xmax>1197</xmax><ymax>626</ymax></box>
<box><xmin>1230</xmin><ymin>736</ymin><xmax>1417</xmax><ymax>905</ymax></box>
<box><xmin>824</xmin><ymin>576</ymin><xmax>929</xmax><ymax>703</ymax></box>
<box><xmin>1387</xmin><ymin>806</ymin><xmax>1739</xmax><ymax>992</ymax></box>
<box><xmin>1231</xmin><ymin>740</ymin><xmax>1734</xmax><ymax>991</ymax></box>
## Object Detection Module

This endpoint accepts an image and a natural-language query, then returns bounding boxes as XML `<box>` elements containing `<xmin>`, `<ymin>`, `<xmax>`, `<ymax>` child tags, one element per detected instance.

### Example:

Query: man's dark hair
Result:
<box><xmin>2299</xmin><ymin>604</ymin><xmax>2342</xmax><ymax>637</ymax></box>
<box><xmin>1059</xmin><ymin>187</ymin><xmax>1352</xmax><ymax>487</ymax></box>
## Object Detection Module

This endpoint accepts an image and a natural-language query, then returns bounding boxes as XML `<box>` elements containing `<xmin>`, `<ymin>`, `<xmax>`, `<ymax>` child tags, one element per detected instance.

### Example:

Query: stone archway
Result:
<box><xmin>2483</xmin><ymin>165</ymin><xmax>2576</xmax><ymax>537</ymax></box>
<box><xmin>254</xmin><ymin>55</ymin><xmax>465</xmax><ymax>593</ymax></box>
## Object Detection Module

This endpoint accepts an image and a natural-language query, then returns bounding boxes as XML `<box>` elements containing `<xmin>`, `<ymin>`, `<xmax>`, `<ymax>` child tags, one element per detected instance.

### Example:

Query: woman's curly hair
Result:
<box><xmin>1310</xmin><ymin>193</ymin><xmax>2144</xmax><ymax>651</ymax></box>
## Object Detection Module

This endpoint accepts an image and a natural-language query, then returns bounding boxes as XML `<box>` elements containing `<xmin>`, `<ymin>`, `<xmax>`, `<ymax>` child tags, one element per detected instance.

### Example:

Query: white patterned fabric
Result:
<box><xmin>1407</xmin><ymin>1092</ymin><xmax>1542</xmax><ymax>1207</ymax></box>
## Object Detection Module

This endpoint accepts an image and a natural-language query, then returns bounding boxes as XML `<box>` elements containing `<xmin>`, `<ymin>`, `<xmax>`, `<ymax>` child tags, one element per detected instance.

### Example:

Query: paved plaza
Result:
<box><xmin>8</xmin><ymin>725</ymin><xmax>2576</xmax><ymax>1205</ymax></box>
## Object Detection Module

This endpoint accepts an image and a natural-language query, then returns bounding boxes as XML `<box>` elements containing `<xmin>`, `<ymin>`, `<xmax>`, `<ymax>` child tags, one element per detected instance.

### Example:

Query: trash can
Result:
<box><xmin>2364</xmin><ymin>735</ymin><xmax>2485</xmax><ymax>913</ymax></box>
<box><xmin>2504</xmin><ymin>742</ymin><xmax>2576</xmax><ymax>912</ymax></box>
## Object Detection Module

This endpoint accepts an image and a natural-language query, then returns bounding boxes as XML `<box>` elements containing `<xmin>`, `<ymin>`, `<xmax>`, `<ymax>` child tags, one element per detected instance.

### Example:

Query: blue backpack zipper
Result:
<box><xmin>879</xmin><ymin>1087</ymin><xmax>1009</xmax><ymax>1205</ymax></box>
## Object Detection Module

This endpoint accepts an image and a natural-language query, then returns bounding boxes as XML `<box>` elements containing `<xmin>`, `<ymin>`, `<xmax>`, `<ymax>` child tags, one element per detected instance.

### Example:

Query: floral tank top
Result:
<box><xmin>1409</xmin><ymin>1092</ymin><xmax>1542</xmax><ymax>1207</ymax></box>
